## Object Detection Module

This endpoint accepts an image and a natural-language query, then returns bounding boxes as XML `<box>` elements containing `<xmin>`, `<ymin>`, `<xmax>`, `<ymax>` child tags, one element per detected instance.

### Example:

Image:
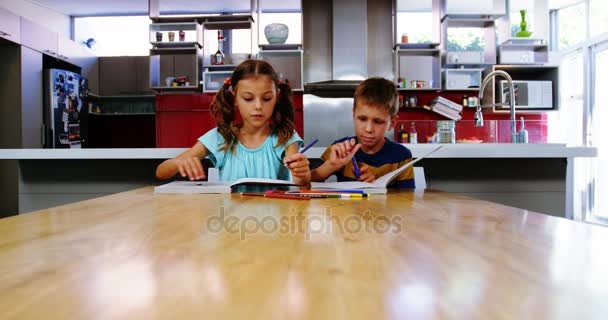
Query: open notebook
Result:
<box><xmin>154</xmin><ymin>178</ymin><xmax>296</xmax><ymax>194</ymax></box>
<box><xmin>310</xmin><ymin>145</ymin><xmax>443</xmax><ymax>194</ymax></box>
<box><xmin>155</xmin><ymin>146</ymin><xmax>443</xmax><ymax>194</ymax></box>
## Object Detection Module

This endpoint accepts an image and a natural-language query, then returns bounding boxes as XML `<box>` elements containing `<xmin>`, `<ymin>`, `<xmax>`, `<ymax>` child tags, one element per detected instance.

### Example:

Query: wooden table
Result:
<box><xmin>1</xmin><ymin>188</ymin><xmax>607</xmax><ymax>319</ymax></box>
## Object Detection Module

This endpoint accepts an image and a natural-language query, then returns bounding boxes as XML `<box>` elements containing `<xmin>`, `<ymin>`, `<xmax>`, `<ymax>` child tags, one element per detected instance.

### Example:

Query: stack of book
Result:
<box><xmin>424</xmin><ymin>96</ymin><xmax>463</xmax><ymax>121</ymax></box>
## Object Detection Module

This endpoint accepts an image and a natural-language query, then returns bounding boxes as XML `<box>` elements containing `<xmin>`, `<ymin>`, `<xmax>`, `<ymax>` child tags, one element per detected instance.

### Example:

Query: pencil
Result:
<box><xmin>299</xmin><ymin>138</ymin><xmax>319</xmax><ymax>154</ymax></box>
<box><xmin>352</xmin><ymin>156</ymin><xmax>360</xmax><ymax>179</ymax></box>
<box><xmin>284</xmin><ymin>138</ymin><xmax>319</xmax><ymax>166</ymax></box>
<box><xmin>240</xmin><ymin>192</ymin><xmax>310</xmax><ymax>200</ymax></box>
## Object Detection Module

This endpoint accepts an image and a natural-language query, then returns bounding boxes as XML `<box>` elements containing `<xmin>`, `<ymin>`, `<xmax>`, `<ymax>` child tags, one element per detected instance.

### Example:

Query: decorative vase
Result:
<box><xmin>264</xmin><ymin>23</ymin><xmax>289</xmax><ymax>44</ymax></box>
<box><xmin>516</xmin><ymin>10</ymin><xmax>533</xmax><ymax>37</ymax></box>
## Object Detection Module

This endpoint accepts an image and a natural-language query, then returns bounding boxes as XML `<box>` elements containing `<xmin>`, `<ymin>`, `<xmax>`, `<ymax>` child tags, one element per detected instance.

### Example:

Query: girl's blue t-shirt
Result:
<box><xmin>198</xmin><ymin>128</ymin><xmax>303</xmax><ymax>182</ymax></box>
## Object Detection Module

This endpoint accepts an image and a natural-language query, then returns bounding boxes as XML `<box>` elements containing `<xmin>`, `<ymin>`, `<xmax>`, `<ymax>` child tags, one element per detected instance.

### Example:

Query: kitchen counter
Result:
<box><xmin>0</xmin><ymin>144</ymin><xmax>597</xmax><ymax>219</ymax></box>
<box><xmin>0</xmin><ymin>144</ymin><xmax>597</xmax><ymax>159</ymax></box>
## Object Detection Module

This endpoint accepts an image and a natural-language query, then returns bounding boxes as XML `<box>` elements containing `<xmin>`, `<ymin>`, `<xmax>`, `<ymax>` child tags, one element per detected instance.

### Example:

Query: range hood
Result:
<box><xmin>304</xmin><ymin>0</ymin><xmax>368</xmax><ymax>97</ymax></box>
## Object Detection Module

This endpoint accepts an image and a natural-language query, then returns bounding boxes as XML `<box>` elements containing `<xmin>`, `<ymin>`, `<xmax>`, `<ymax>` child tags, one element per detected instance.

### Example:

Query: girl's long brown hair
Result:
<box><xmin>210</xmin><ymin>59</ymin><xmax>296</xmax><ymax>153</ymax></box>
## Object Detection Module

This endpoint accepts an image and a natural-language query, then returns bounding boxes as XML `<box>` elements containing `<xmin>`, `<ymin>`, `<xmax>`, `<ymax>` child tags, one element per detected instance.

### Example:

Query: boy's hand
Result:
<box><xmin>175</xmin><ymin>157</ymin><xmax>206</xmax><ymax>180</ymax></box>
<box><xmin>284</xmin><ymin>153</ymin><xmax>311</xmax><ymax>183</ymax></box>
<box><xmin>357</xmin><ymin>164</ymin><xmax>376</xmax><ymax>183</ymax></box>
<box><xmin>328</xmin><ymin>138</ymin><xmax>361</xmax><ymax>168</ymax></box>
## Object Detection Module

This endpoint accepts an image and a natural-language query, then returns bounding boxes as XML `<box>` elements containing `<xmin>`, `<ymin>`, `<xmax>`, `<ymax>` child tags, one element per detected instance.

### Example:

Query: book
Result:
<box><xmin>431</xmin><ymin>103</ymin><xmax>462</xmax><ymax>120</ymax></box>
<box><xmin>434</xmin><ymin>96</ymin><xmax>463</xmax><ymax>112</ymax></box>
<box><xmin>310</xmin><ymin>146</ymin><xmax>443</xmax><ymax>194</ymax></box>
<box><xmin>154</xmin><ymin>177</ymin><xmax>297</xmax><ymax>194</ymax></box>
<box><xmin>424</xmin><ymin>104</ymin><xmax>462</xmax><ymax>121</ymax></box>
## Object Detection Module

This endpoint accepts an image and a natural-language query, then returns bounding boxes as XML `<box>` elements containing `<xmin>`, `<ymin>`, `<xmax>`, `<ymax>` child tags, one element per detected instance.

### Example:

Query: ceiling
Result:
<box><xmin>29</xmin><ymin>0</ymin><xmax>302</xmax><ymax>16</ymax></box>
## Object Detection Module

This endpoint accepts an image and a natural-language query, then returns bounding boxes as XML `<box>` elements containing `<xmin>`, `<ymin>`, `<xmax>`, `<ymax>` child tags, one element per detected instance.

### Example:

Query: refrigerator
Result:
<box><xmin>43</xmin><ymin>69</ymin><xmax>88</xmax><ymax>148</ymax></box>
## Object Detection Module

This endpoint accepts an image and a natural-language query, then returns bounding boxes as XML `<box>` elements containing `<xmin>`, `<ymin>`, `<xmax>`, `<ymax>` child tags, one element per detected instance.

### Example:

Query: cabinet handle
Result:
<box><xmin>41</xmin><ymin>124</ymin><xmax>46</xmax><ymax>147</ymax></box>
<box><xmin>0</xmin><ymin>30</ymin><xmax>10</xmax><ymax>36</ymax></box>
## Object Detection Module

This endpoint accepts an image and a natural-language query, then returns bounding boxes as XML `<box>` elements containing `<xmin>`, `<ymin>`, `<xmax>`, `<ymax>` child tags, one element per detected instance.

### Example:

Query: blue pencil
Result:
<box><xmin>299</xmin><ymin>138</ymin><xmax>319</xmax><ymax>154</ymax></box>
<box><xmin>352</xmin><ymin>156</ymin><xmax>360</xmax><ymax>179</ymax></box>
<box><xmin>284</xmin><ymin>138</ymin><xmax>318</xmax><ymax>166</ymax></box>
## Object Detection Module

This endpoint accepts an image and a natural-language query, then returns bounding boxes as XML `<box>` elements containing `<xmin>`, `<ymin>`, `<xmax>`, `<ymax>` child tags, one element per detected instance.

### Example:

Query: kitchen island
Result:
<box><xmin>1</xmin><ymin>188</ymin><xmax>607</xmax><ymax>319</ymax></box>
<box><xmin>0</xmin><ymin>144</ymin><xmax>596</xmax><ymax>218</ymax></box>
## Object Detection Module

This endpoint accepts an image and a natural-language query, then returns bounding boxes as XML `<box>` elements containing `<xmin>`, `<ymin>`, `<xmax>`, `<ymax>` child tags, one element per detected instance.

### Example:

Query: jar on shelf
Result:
<box><xmin>436</xmin><ymin>120</ymin><xmax>456</xmax><ymax>144</ymax></box>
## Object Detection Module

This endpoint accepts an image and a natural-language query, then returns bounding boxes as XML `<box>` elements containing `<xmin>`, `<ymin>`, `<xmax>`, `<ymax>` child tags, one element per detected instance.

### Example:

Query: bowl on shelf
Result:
<box><xmin>228</xmin><ymin>53</ymin><xmax>250</xmax><ymax>65</ymax></box>
<box><xmin>264</xmin><ymin>23</ymin><xmax>289</xmax><ymax>44</ymax></box>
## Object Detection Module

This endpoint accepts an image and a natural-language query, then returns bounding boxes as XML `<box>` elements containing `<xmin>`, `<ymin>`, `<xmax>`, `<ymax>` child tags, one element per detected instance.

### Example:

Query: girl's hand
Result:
<box><xmin>328</xmin><ymin>138</ymin><xmax>361</xmax><ymax>168</ymax></box>
<box><xmin>175</xmin><ymin>157</ymin><xmax>206</xmax><ymax>180</ymax></box>
<box><xmin>284</xmin><ymin>153</ymin><xmax>311</xmax><ymax>184</ymax></box>
<box><xmin>357</xmin><ymin>164</ymin><xmax>376</xmax><ymax>183</ymax></box>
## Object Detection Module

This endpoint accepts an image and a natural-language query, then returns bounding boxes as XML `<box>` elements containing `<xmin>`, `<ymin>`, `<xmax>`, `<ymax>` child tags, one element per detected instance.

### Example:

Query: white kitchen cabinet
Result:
<box><xmin>20</xmin><ymin>18</ymin><xmax>58</xmax><ymax>58</ymax></box>
<box><xmin>0</xmin><ymin>7</ymin><xmax>21</xmax><ymax>44</ymax></box>
<box><xmin>443</xmin><ymin>0</ymin><xmax>506</xmax><ymax>17</ymax></box>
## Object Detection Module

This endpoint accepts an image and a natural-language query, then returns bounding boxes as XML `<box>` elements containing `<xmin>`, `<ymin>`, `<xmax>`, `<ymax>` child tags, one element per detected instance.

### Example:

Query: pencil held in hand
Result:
<box><xmin>284</xmin><ymin>138</ymin><xmax>318</xmax><ymax>166</ymax></box>
<box><xmin>352</xmin><ymin>157</ymin><xmax>360</xmax><ymax>179</ymax></box>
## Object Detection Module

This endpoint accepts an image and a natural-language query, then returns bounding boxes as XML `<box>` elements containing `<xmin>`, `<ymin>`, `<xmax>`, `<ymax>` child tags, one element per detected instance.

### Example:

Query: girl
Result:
<box><xmin>156</xmin><ymin>60</ymin><xmax>311</xmax><ymax>185</ymax></box>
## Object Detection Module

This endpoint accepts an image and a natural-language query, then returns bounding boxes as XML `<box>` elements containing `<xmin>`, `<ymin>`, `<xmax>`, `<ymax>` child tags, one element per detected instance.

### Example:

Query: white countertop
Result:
<box><xmin>0</xmin><ymin>144</ymin><xmax>597</xmax><ymax>159</ymax></box>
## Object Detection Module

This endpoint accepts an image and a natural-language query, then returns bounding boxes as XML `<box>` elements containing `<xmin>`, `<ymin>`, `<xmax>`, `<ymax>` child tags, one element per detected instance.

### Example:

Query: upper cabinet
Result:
<box><xmin>149</xmin><ymin>0</ymin><xmax>253</xmax><ymax>21</ymax></box>
<box><xmin>0</xmin><ymin>7</ymin><xmax>21</xmax><ymax>44</ymax></box>
<box><xmin>443</xmin><ymin>0</ymin><xmax>506</xmax><ymax>17</ymax></box>
<box><xmin>20</xmin><ymin>18</ymin><xmax>58</xmax><ymax>57</ymax></box>
<box><xmin>99</xmin><ymin>57</ymin><xmax>156</xmax><ymax>96</ymax></box>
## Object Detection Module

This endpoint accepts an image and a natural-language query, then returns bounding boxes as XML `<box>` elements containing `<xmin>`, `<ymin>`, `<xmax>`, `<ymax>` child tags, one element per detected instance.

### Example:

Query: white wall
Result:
<box><xmin>0</xmin><ymin>0</ymin><xmax>70</xmax><ymax>37</ymax></box>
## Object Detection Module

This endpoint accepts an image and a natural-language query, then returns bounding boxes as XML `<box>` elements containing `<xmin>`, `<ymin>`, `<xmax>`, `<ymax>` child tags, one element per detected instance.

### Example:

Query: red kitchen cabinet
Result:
<box><xmin>156</xmin><ymin>94</ymin><xmax>216</xmax><ymax>147</ymax></box>
<box><xmin>156</xmin><ymin>92</ymin><xmax>304</xmax><ymax>147</ymax></box>
<box><xmin>156</xmin><ymin>111</ymin><xmax>216</xmax><ymax>147</ymax></box>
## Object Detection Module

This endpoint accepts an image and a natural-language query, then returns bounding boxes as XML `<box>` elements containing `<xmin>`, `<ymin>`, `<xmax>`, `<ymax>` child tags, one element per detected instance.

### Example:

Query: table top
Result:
<box><xmin>1</xmin><ymin>188</ymin><xmax>607</xmax><ymax>319</ymax></box>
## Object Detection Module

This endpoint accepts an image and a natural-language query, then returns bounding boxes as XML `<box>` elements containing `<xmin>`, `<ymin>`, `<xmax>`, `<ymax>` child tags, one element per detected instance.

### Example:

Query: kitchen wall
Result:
<box><xmin>0</xmin><ymin>0</ymin><xmax>71</xmax><ymax>37</ymax></box>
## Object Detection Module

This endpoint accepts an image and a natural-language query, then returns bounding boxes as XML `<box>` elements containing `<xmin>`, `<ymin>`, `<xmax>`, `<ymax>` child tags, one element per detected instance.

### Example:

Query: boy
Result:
<box><xmin>311</xmin><ymin>77</ymin><xmax>415</xmax><ymax>188</ymax></box>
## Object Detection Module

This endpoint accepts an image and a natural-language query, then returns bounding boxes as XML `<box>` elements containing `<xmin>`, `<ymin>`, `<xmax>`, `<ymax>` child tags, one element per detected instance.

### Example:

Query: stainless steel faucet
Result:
<box><xmin>476</xmin><ymin>70</ymin><xmax>518</xmax><ymax>143</ymax></box>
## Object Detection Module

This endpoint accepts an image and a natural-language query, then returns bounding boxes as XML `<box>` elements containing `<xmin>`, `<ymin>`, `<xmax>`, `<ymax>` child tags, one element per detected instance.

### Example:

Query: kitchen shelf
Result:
<box><xmin>397</xmin><ymin>88</ymin><xmax>442</xmax><ymax>92</ymax></box>
<box><xmin>149</xmin><ymin>46</ymin><xmax>203</xmax><ymax>92</ymax></box>
<box><xmin>481</xmin><ymin>65</ymin><xmax>559</xmax><ymax>114</ymax></box>
<box><xmin>394</xmin><ymin>48</ymin><xmax>441</xmax><ymax>90</ymax></box>
<box><xmin>258</xmin><ymin>49</ymin><xmax>304</xmax><ymax>90</ymax></box>
<box><xmin>442</xmin><ymin>68</ymin><xmax>483</xmax><ymax>90</ymax></box>
<box><xmin>203</xmin><ymin>70</ymin><xmax>233</xmax><ymax>92</ymax></box>
<box><xmin>202</xmin><ymin>15</ymin><xmax>254</xmax><ymax>30</ymax></box>
<box><xmin>498</xmin><ymin>38</ymin><xmax>549</xmax><ymax>65</ymax></box>
<box><xmin>259</xmin><ymin>44</ymin><xmax>302</xmax><ymax>51</ymax></box>
<box><xmin>149</xmin><ymin>22</ymin><xmax>202</xmax><ymax>48</ymax></box>
<box><xmin>440</xmin><ymin>15</ymin><xmax>498</xmax><ymax>66</ymax></box>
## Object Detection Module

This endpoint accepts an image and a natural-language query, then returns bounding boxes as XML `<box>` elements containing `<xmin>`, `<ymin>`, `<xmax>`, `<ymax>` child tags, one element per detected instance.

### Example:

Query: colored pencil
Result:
<box><xmin>240</xmin><ymin>192</ymin><xmax>310</xmax><ymax>200</ymax></box>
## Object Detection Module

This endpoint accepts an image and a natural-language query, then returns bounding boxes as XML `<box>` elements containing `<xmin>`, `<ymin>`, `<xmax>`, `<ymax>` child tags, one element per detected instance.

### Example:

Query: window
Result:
<box><xmin>590</xmin><ymin>42</ymin><xmax>608</xmax><ymax>219</ymax></box>
<box><xmin>447</xmin><ymin>28</ymin><xmax>485</xmax><ymax>51</ymax></box>
<box><xmin>74</xmin><ymin>16</ymin><xmax>151</xmax><ymax>56</ymax></box>
<box><xmin>396</xmin><ymin>12</ymin><xmax>433</xmax><ymax>44</ymax></box>
<box><xmin>589</xmin><ymin>0</ymin><xmax>608</xmax><ymax>38</ymax></box>
<box><xmin>547</xmin><ymin>51</ymin><xmax>584</xmax><ymax>145</ymax></box>
<box><xmin>549</xmin><ymin>1</ymin><xmax>608</xmax><ymax>222</ymax></box>
<box><xmin>557</xmin><ymin>2</ymin><xmax>587</xmax><ymax>50</ymax></box>
<box><xmin>395</xmin><ymin>0</ymin><xmax>433</xmax><ymax>44</ymax></box>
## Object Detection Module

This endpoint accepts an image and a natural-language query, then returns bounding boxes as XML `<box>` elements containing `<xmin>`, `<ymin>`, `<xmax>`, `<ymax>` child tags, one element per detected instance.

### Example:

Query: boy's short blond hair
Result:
<box><xmin>353</xmin><ymin>77</ymin><xmax>399</xmax><ymax>118</ymax></box>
